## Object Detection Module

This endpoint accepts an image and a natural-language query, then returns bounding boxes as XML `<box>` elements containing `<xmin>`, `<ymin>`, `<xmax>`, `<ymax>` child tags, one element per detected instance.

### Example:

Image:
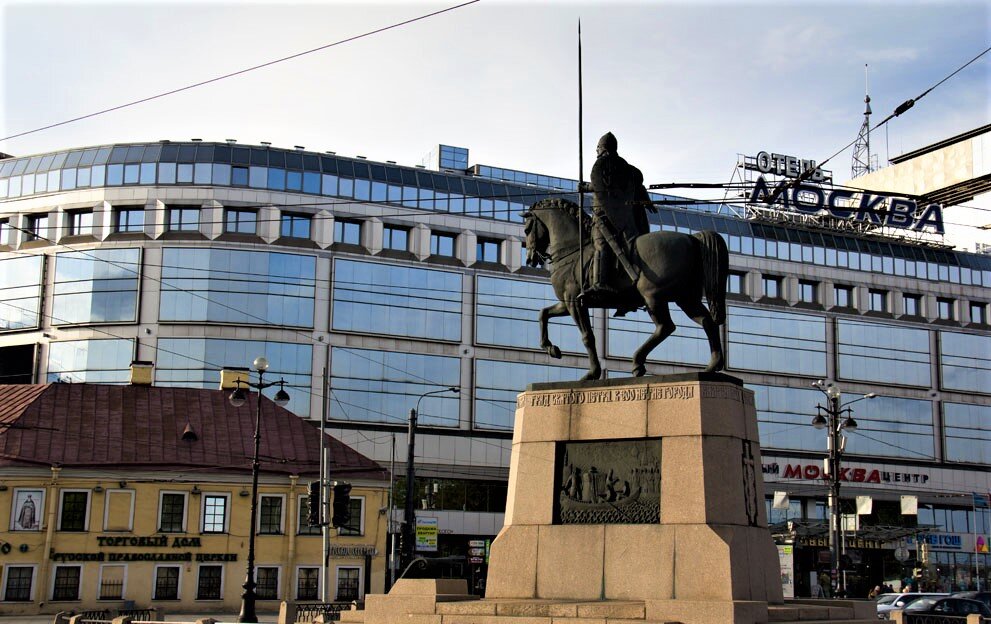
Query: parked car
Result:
<box><xmin>951</xmin><ymin>591</ymin><xmax>991</xmax><ymax>609</ymax></box>
<box><xmin>903</xmin><ymin>597</ymin><xmax>991</xmax><ymax>617</ymax></box>
<box><xmin>876</xmin><ymin>593</ymin><xmax>948</xmax><ymax>619</ymax></box>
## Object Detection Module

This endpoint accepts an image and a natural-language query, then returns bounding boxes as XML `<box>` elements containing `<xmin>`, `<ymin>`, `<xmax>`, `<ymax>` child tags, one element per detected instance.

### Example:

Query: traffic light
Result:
<box><xmin>307</xmin><ymin>480</ymin><xmax>321</xmax><ymax>527</ymax></box>
<box><xmin>332</xmin><ymin>482</ymin><xmax>352</xmax><ymax>528</ymax></box>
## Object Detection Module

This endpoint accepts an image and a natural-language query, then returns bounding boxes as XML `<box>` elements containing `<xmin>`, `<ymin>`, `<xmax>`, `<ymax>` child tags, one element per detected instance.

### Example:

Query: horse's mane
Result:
<box><xmin>531</xmin><ymin>197</ymin><xmax>593</xmax><ymax>238</ymax></box>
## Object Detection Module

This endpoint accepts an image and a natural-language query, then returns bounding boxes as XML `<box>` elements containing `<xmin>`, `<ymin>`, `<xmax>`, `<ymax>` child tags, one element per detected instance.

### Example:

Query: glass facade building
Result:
<box><xmin>1</xmin><ymin>139</ymin><xmax>990</xmax><ymax>596</ymax></box>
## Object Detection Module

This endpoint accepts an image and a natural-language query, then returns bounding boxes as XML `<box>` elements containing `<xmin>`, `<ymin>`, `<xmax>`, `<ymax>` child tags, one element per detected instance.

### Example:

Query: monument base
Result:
<box><xmin>343</xmin><ymin>374</ymin><xmax>878</xmax><ymax>624</ymax></box>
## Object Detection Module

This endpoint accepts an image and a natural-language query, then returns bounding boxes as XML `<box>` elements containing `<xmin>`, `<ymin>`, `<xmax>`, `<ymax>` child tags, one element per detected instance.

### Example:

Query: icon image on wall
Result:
<box><xmin>10</xmin><ymin>489</ymin><xmax>44</xmax><ymax>531</ymax></box>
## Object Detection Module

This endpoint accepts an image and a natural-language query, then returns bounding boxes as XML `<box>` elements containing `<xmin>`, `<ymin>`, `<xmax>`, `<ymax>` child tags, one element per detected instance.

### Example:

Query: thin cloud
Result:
<box><xmin>859</xmin><ymin>47</ymin><xmax>922</xmax><ymax>63</ymax></box>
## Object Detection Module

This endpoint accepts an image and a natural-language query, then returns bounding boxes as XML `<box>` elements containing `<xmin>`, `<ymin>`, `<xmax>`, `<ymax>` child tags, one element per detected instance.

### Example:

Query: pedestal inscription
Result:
<box><xmin>555</xmin><ymin>439</ymin><xmax>661</xmax><ymax>524</ymax></box>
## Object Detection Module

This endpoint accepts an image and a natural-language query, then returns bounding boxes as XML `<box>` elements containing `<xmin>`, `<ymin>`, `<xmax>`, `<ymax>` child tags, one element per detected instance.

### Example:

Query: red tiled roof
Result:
<box><xmin>0</xmin><ymin>384</ymin><xmax>387</xmax><ymax>480</ymax></box>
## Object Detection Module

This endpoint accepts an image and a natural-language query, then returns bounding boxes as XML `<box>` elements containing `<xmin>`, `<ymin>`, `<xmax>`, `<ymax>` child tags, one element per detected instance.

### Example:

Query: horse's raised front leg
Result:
<box><xmin>538</xmin><ymin>301</ymin><xmax>569</xmax><ymax>359</ymax></box>
<box><xmin>632</xmin><ymin>301</ymin><xmax>676</xmax><ymax>377</ymax></box>
<box><xmin>567</xmin><ymin>302</ymin><xmax>602</xmax><ymax>381</ymax></box>
<box><xmin>679</xmin><ymin>299</ymin><xmax>725</xmax><ymax>372</ymax></box>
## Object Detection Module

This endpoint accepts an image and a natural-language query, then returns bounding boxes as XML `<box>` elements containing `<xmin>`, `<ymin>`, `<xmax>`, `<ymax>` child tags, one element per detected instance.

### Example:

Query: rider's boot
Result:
<box><xmin>584</xmin><ymin>251</ymin><xmax>617</xmax><ymax>298</ymax></box>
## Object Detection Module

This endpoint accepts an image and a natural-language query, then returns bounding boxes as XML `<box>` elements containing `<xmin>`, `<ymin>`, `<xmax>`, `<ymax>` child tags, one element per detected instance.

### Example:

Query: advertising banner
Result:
<box><xmin>778</xmin><ymin>545</ymin><xmax>794</xmax><ymax>599</ymax></box>
<box><xmin>415</xmin><ymin>517</ymin><xmax>438</xmax><ymax>552</ymax></box>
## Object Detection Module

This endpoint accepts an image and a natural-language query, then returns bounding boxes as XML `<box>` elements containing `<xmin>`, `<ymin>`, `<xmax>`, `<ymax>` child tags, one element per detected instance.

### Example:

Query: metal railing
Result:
<box><xmin>295</xmin><ymin>601</ymin><xmax>359</xmax><ymax>623</ymax></box>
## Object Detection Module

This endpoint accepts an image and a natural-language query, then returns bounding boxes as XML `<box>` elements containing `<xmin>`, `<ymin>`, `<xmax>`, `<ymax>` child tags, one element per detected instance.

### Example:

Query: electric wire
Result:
<box><xmin>0</xmin><ymin>0</ymin><xmax>483</xmax><ymax>143</ymax></box>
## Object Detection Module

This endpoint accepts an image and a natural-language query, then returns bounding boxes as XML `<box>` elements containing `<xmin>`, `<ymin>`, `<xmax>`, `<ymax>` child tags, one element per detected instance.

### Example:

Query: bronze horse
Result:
<box><xmin>522</xmin><ymin>198</ymin><xmax>728</xmax><ymax>380</ymax></box>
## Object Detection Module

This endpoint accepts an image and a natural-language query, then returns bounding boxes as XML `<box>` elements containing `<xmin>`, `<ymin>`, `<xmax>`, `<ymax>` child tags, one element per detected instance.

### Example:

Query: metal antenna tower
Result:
<box><xmin>851</xmin><ymin>64</ymin><xmax>874</xmax><ymax>178</ymax></box>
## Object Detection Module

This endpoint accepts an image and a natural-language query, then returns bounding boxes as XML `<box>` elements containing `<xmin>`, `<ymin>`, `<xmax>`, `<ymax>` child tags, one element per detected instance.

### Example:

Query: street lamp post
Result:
<box><xmin>400</xmin><ymin>387</ymin><xmax>459</xmax><ymax>575</ymax></box>
<box><xmin>229</xmin><ymin>356</ymin><xmax>290</xmax><ymax>624</ymax></box>
<box><xmin>811</xmin><ymin>380</ymin><xmax>874</xmax><ymax>599</ymax></box>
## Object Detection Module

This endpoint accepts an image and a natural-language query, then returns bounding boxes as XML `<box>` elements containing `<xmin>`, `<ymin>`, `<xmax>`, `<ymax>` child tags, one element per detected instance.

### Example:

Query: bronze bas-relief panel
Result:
<box><xmin>555</xmin><ymin>439</ymin><xmax>661</xmax><ymax>524</ymax></box>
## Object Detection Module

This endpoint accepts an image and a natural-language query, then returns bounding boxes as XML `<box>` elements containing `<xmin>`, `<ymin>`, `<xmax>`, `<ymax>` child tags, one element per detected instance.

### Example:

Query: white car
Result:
<box><xmin>876</xmin><ymin>593</ymin><xmax>949</xmax><ymax>619</ymax></box>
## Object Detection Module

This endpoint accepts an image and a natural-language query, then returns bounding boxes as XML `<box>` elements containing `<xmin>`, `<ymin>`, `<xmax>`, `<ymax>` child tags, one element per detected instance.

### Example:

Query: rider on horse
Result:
<box><xmin>580</xmin><ymin>132</ymin><xmax>656</xmax><ymax>297</ymax></box>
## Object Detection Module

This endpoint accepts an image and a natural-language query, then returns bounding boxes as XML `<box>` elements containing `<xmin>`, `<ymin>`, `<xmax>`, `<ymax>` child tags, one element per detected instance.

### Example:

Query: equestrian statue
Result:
<box><xmin>522</xmin><ymin>132</ymin><xmax>728</xmax><ymax>380</ymax></box>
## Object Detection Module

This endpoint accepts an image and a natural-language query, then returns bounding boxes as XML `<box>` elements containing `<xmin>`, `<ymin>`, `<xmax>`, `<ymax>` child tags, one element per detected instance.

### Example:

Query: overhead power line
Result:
<box><xmin>0</xmin><ymin>0</ymin><xmax>482</xmax><ymax>143</ymax></box>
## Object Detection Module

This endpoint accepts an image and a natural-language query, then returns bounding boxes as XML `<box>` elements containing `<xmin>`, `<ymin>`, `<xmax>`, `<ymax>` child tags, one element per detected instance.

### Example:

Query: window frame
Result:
<box><xmin>256</xmin><ymin>565</ymin><xmax>281</xmax><ymax>601</ymax></box>
<box><xmin>50</xmin><ymin>564</ymin><xmax>83</xmax><ymax>602</ymax></box>
<box><xmin>280</xmin><ymin>213</ymin><xmax>312</xmax><ymax>240</ymax></box>
<box><xmin>102</xmin><ymin>488</ymin><xmax>135</xmax><ymax>532</ymax></box>
<box><xmin>476</xmin><ymin>238</ymin><xmax>501</xmax><ymax>264</ymax></box>
<box><xmin>167</xmin><ymin>206</ymin><xmax>201</xmax><ymax>232</ymax></box>
<box><xmin>153</xmin><ymin>565</ymin><xmax>182</xmax><ymax>601</ymax></box>
<box><xmin>258</xmin><ymin>494</ymin><xmax>286</xmax><ymax>535</ymax></box>
<box><xmin>761</xmin><ymin>275</ymin><xmax>782</xmax><ymax>299</ymax></box>
<box><xmin>201</xmin><ymin>493</ymin><xmax>230</xmax><ymax>534</ymax></box>
<box><xmin>67</xmin><ymin>209</ymin><xmax>94</xmax><ymax>236</ymax></box>
<box><xmin>195</xmin><ymin>564</ymin><xmax>225</xmax><ymax>601</ymax></box>
<box><xmin>382</xmin><ymin>225</ymin><xmax>410</xmax><ymax>251</ymax></box>
<box><xmin>224</xmin><ymin>208</ymin><xmax>258</xmax><ymax>235</ymax></box>
<box><xmin>903</xmin><ymin>293</ymin><xmax>923</xmax><ymax>317</ymax></box>
<box><xmin>335</xmin><ymin>566</ymin><xmax>362</xmax><ymax>602</ymax></box>
<box><xmin>868</xmin><ymin>288</ymin><xmax>888</xmax><ymax>313</ymax></box>
<box><xmin>430</xmin><ymin>231</ymin><xmax>457</xmax><ymax>257</ymax></box>
<box><xmin>0</xmin><ymin>218</ymin><xmax>11</xmax><ymax>245</ymax></box>
<box><xmin>334</xmin><ymin>219</ymin><xmax>362</xmax><ymax>245</ymax></box>
<box><xmin>97</xmin><ymin>564</ymin><xmax>127</xmax><ymax>601</ymax></box>
<box><xmin>1</xmin><ymin>564</ymin><xmax>37</xmax><ymax>602</ymax></box>
<box><xmin>970</xmin><ymin>301</ymin><xmax>987</xmax><ymax>324</ymax></box>
<box><xmin>295</xmin><ymin>566</ymin><xmax>321</xmax><ymax>601</ymax></box>
<box><xmin>157</xmin><ymin>490</ymin><xmax>188</xmax><ymax>533</ymax></box>
<box><xmin>26</xmin><ymin>213</ymin><xmax>48</xmax><ymax>241</ymax></box>
<box><xmin>727</xmin><ymin>271</ymin><xmax>746</xmax><ymax>295</ymax></box>
<box><xmin>114</xmin><ymin>206</ymin><xmax>145</xmax><ymax>233</ymax></box>
<box><xmin>937</xmin><ymin>297</ymin><xmax>956</xmax><ymax>321</ymax></box>
<box><xmin>336</xmin><ymin>496</ymin><xmax>365</xmax><ymax>537</ymax></box>
<box><xmin>57</xmin><ymin>489</ymin><xmax>91</xmax><ymax>532</ymax></box>
<box><xmin>833</xmin><ymin>284</ymin><xmax>853</xmax><ymax>308</ymax></box>
<box><xmin>797</xmin><ymin>279</ymin><xmax>818</xmax><ymax>304</ymax></box>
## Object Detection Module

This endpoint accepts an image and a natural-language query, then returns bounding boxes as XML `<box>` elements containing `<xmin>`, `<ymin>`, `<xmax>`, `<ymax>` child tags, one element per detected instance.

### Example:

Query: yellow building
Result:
<box><xmin>0</xmin><ymin>381</ymin><xmax>390</xmax><ymax>617</ymax></box>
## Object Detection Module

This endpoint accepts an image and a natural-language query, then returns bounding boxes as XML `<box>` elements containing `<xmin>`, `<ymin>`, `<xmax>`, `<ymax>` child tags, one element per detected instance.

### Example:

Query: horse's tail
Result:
<box><xmin>693</xmin><ymin>230</ymin><xmax>728</xmax><ymax>325</ymax></box>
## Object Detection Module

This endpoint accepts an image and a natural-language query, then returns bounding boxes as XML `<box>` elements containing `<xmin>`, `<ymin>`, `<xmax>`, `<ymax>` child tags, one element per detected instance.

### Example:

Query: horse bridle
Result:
<box><xmin>523</xmin><ymin>208</ymin><xmax>581</xmax><ymax>266</ymax></box>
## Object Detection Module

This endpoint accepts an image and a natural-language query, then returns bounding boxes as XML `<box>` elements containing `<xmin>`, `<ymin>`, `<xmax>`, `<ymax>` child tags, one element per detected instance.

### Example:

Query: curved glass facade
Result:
<box><xmin>727</xmin><ymin>307</ymin><xmax>827</xmax><ymax>376</ymax></box>
<box><xmin>160</xmin><ymin>248</ymin><xmax>316</xmax><ymax>327</ymax></box>
<box><xmin>940</xmin><ymin>331</ymin><xmax>991</xmax><ymax>393</ymax></box>
<box><xmin>944</xmin><ymin>402</ymin><xmax>991</xmax><ymax>464</ymax></box>
<box><xmin>53</xmin><ymin>248</ymin><xmax>140</xmax><ymax>325</ymax></box>
<box><xmin>0</xmin><ymin>255</ymin><xmax>44</xmax><ymax>330</ymax></box>
<box><xmin>329</xmin><ymin>347</ymin><xmax>460</xmax><ymax>426</ymax></box>
<box><xmin>837</xmin><ymin>319</ymin><xmax>930</xmax><ymax>387</ymax></box>
<box><xmin>474</xmin><ymin>360</ymin><xmax>585</xmax><ymax>430</ymax></box>
<box><xmin>332</xmin><ymin>260</ymin><xmax>461</xmax><ymax>341</ymax></box>
<box><xmin>47</xmin><ymin>339</ymin><xmax>134</xmax><ymax>383</ymax></box>
<box><xmin>476</xmin><ymin>276</ymin><xmax>583</xmax><ymax>353</ymax></box>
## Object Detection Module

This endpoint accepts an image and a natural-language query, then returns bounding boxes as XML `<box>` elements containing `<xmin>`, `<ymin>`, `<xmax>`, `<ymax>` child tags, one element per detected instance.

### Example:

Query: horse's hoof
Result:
<box><xmin>632</xmin><ymin>365</ymin><xmax>646</xmax><ymax>377</ymax></box>
<box><xmin>580</xmin><ymin>370</ymin><xmax>601</xmax><ymax>381</ymax></box>
<box><xmin>703</xmin><ymin>355</ymin><xmax>725</xmax><ymax>373</ymax></box>
<box><xmin>547</xmin><ymin>345</ymin><xmax>562</xmax><ymax>359</ymax></box>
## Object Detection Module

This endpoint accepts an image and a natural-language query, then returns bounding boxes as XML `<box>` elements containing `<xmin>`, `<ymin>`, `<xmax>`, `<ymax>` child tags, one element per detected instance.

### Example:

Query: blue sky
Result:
<box><xmin>1</xmin><ymin>0</ymin><xmax>988</xmax><ymax>237</ymax></box>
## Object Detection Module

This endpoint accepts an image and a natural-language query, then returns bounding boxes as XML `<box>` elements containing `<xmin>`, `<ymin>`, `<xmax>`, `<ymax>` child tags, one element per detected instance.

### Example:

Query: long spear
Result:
<box><xmin>577</xmin><ymin>19</ymin><xmax>586</xmax><ymax>296</ymax></box>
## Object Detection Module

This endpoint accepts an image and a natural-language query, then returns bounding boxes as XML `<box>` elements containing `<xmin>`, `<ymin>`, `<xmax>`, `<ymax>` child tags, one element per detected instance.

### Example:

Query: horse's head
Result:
<box><xmin>521</xmin><ymin>208</ymin><xmax>548</xmax><ymax>267</ymax></box>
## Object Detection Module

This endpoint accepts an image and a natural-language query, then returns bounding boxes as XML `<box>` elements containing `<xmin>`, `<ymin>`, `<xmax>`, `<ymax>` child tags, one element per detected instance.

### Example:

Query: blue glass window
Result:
<box><xmin>158</xmin><ymin>163</ymin><xmax>177</xmax><ymax>184</ymax></box>
<box><xmin>334</xmin><ymin>220</ymin><xmax>361</xmax><ymax>245</ymax></box>
<box><xmin>944</xmin><ymin>403</ymin><xmax>991</xmax><ymax>464</ymax></box>
<box><xmin>476</xmin><ymin>276</ymin><xmax>582</xmax><ymax>353</ymax></box>
<box><xmin>225</xmin><ymin>209</ymin><xmax>257</xmax><ymax>234</ymax></box>
<box><xmin>607</xmin><ymin>307</ymin><xmax>710</xmax><ymax>366</ymax></box>
<box><xmin>329</xmin><ymin>347</ymin><xmax>459</xmax><ymax>426</ymax></box>
<box><xmin>168</xmin><ymin>207</ymin><xmax>200</xmax><ymax>232</ymax></box>
<box><xmin>47</xmin><ymin>339</ymin><xmax>134</xmax><ymax>383</ymax></box>
<box><xmin>476</xmin><ymin>239</ymin><xmax>500</xmax><ymax>263</ymax></box>
<box><xmin>160</xmin><ymin>248</ymin><xmax>315</xmax><ymax>327</ymax></box>
<box><xmin>843</xmin><ymin>394</ymin><xmax>934</xmax><ymax>459</ymax></box>
<box><xmin>156</xmin><ymin>338</ymin><xmax>312</xmax><ymax>417</ymax></box>
<box><xmin>727</xmin><ymin>307</ymin><xmax>826</xmax><ymax>376</ymax></box>
<box><xmin>382</xmin><ymin>226</ymin><xmax>409</xmax><ymax>251</ymax></box>
<box><xmin>332</xmin><ymin>259</ymin><xmax>461</xmax><ymax>341</ymax></box>
<box><xmin>52</xmin><ymin>248</ymin><xmax>140</xmax><ymax>325</ymax></box>
<box><xmin>430</xmin><ymin>232</ymin><xmax>456</xmax><ymax>257</ymax></box>
<box><xmin>0</xmin><ymin>255</ymin><xmax>44</xmax><ymax>330</ymax></box>
<box><xmin>837</xmin><ymin>319</ymin><xmax>930</xmax><ymax>387</ymax></box>
<box><xmin>280</xmin><ymin>214</ymin><xmax>311</xmax><ymax>239</ymax></box>
<box><xmin>475</xmin><ymin>360</ymin><xmax>584</xmax><ymax>430</ymax></box>
<box><xmin>940</xmin><ymin>331</ymin><xmax>991</xmax><ymax>393</ymax></box>
<box><xmin>115</xmin><ymin>207</ymin><xmax>144</xmax><ymax>233</ymax></box>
